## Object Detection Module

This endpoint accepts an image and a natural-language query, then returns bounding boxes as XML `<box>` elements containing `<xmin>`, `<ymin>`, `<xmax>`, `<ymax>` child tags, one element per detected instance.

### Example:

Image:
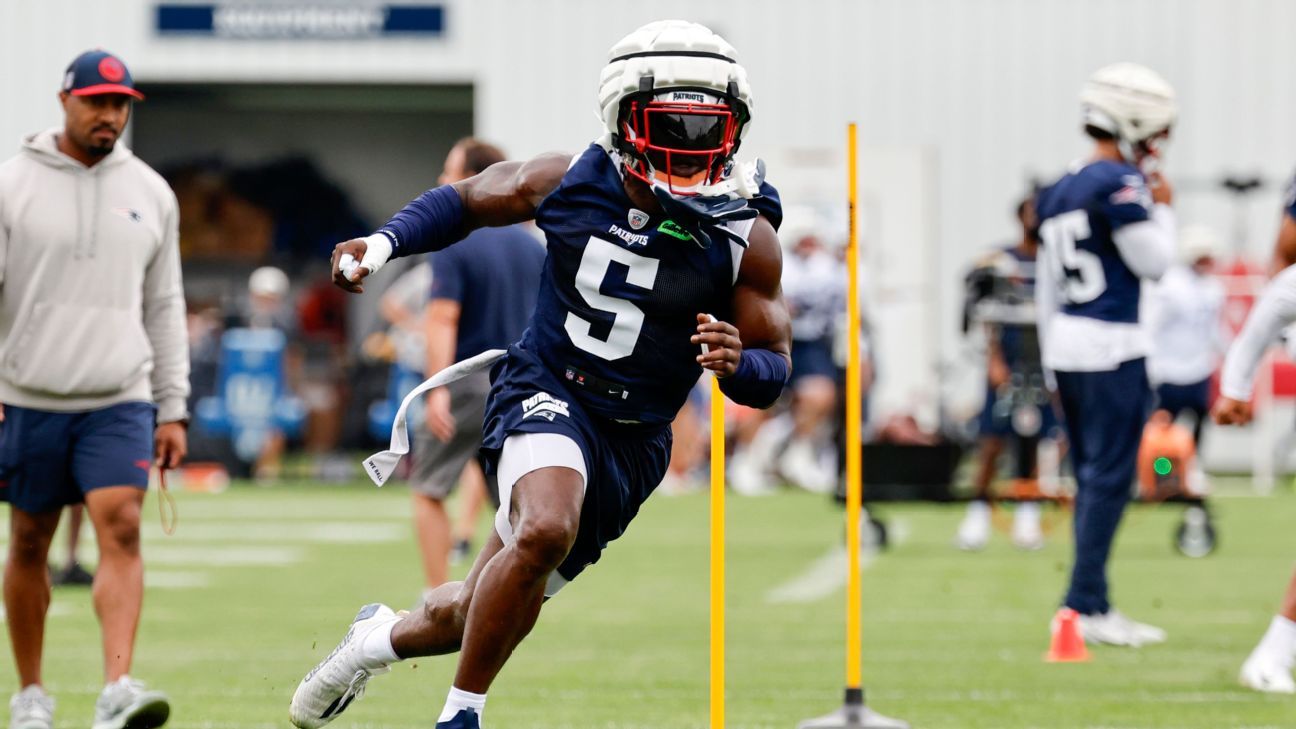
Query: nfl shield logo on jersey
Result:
<box><xmin>627</xmin><ymin>208</ymin><xmax>650</xmax><ymax>230</ymax></box>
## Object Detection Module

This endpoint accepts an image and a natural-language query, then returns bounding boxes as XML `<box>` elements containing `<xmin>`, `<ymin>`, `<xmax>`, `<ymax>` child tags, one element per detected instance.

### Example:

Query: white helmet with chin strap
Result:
<box><xmin>597</xmin><ymin>20</ymin><xmax>761</xmax><ymax>199</ymax></box>
<box><xmin>1080</xmin><ymin>62</ymin><xmax>1177</xmax><ymax>168</ymax></box>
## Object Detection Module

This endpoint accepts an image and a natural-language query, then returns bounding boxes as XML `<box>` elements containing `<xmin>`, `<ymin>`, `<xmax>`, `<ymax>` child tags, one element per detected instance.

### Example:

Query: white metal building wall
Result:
<box><xmin>3</xmin><ymin>0</ymin><xmax>1295</xmax><ymax>418</ymax></box>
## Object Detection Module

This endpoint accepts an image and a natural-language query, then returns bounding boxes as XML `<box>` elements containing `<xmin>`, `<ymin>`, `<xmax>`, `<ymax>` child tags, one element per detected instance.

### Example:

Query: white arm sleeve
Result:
<box><xmin>1034</xmin><ymin>242</ymin><xmax>1059</xmax><ymax>390</ymax></box>
<box><xmin>1113</xmin><ymin>203</ymin><xmax>1175</xmax><ymax>281</ymax></box>
<box><xmin>1220</xmin><ymin>265</ymin><xmax>1296</xmax><ymax>400</ymax></box>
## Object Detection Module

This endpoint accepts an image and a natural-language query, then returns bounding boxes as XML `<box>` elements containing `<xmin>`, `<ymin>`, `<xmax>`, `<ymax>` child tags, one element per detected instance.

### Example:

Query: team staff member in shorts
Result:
<box><xmin>0</xmin><ymin>50</ymin><xmax>188</xmax><ymax>729</ymax></box>
<box><xmin>413</xmin><ymin>139</ymin><xmax>546</xmax><ymax>596</ymax></box>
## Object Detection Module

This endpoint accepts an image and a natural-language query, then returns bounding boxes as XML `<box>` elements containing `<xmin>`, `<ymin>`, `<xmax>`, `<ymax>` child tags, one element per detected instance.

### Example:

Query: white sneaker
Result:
<box><xmin>1078</xmin><ymin>609</ymin><xmax>1167</xmax><ymax>647</ymax></box>
<box><xmin>1011</xmin><ymin>502</ymin><xmax>1044</xmax><ymax>551</ymax></box>
<box><xmin>1240</xmin><ymin>648</ymin><xmax>1296</xmax><ymax>694</ymax></box>
<box><xmin>290</xmin><ymin>603</ymin><xmax>400</xmax><ymax>729</ymax></box>
<box><xmin>954</xmin><ymin>501</ymin><xmax>991</xmax><ymax>551</ymax></box>
<box><xmin>9</xmin><ymin>685</ymin><xmax>53</xmax><ymax>729</ymax></box>
<box><xmin>91</xmin><ymin>676</ymin><xmax>169</xmax><ymax>729</ymax></box>
<box><xmin>778</xmin><ymin>438</ymin><xmax>837</xmax><ymax>494</ymax></box>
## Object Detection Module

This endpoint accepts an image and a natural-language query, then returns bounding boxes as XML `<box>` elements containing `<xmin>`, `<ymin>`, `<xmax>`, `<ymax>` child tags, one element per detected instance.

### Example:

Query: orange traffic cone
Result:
<box><xmin>1046</xmin><ymin>608</ymin><xmax>1091</xmax><ymax>662</ymax></box>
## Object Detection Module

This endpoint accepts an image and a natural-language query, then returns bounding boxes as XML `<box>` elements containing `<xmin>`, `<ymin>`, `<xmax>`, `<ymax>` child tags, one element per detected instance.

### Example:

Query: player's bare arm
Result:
<box><xmin>330</xmin><ymin>152</ymin><xmax>570</xmax><ymax>293</ymax></box>
<box><xmin>693</xmin><ymin>216</ymin><xmax>792</xmax><ymax>404</ymax></box>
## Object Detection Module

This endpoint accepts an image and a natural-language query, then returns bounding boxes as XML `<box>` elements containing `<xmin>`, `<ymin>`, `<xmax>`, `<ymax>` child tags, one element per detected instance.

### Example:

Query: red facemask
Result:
<box><xmin>620</xmin><ymin>94</ymin><xmax>741</xmax><ymax>196</ymax></box>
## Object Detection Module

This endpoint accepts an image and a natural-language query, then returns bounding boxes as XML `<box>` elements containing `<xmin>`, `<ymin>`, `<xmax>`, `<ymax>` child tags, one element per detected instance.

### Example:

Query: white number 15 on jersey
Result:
<box><xmin>1041</xmin><ymin>209</ymin><xmax>1106</xmax><ymax>304</ymax></box>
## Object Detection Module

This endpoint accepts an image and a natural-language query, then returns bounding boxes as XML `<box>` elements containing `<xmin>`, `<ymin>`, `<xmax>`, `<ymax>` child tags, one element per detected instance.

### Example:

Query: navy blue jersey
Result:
<box><xmin>523</xmin><ymin>144</ymin><xmax>781</xmax><ymax>425</ymax></box>
<box><xmin>1035</xmin><ymin>160</ymin><xmax>1151</xmax><ymax>324</ymax></box>
<box><xmin>430</xmin><ymin>225</ymin><xmax>545</xmax><ymax>362</ymax></box>
<box><xmin>995</xmin><ymin>245</ymin><xmax>1038</xmax><ymax>368</ymax></box>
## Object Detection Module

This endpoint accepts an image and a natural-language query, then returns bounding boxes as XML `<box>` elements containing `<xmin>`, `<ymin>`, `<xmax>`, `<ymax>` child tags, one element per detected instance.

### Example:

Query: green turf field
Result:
<box><xmin>3</xmin><ymin>479</ymin><xmax>1295</xmax><ymax>728</ymax></box>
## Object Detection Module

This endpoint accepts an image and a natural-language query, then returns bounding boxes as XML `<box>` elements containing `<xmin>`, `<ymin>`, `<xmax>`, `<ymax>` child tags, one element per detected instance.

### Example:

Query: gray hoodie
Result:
<box><xmin>0</xmin><ymin>128</ymin><xmax>189</xmax><ymax>423</ymax></box>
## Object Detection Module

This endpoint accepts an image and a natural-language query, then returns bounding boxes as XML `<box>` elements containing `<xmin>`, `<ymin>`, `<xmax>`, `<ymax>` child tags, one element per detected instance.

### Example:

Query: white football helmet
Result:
<box><xmin>1178</xmin><ymin>223</ymin><xmax>1221</xmax><ymax>265</ymax></box>
<box><xmin>598</xmin><ymin>20</ymin><xmax>755</xmax><ymax>196</ymax></box>
<box><xmin>1080</xmin><ymin>62</ymin><xmax>1177</xmax><ymax>166</ymax></box>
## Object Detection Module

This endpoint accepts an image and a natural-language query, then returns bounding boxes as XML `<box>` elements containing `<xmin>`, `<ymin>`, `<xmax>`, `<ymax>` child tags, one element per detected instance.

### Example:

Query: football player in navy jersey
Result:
<box><xmin>290</xmin><ymin>21</ymin><xmax>790</xmax><ymax>729</ymax></box>
<box><xmin>1035</xmin><ymin>63</ymin><xmax>1177</xmax><ymax>648</ymax></box>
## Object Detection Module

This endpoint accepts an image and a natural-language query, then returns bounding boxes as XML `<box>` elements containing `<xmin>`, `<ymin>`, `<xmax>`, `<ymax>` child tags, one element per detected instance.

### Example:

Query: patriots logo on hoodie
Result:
<box><xmin>112</xmin><ymin>207</ymin><xmax>143</xmax><ymax>223</ymax></box>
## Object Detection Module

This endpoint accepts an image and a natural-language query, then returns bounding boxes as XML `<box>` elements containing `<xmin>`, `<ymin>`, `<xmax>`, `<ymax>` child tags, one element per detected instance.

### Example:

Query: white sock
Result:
<box><xmin>438</xmin><ymin>686</ymin><xmax>487</xmax><ymax>723</ymax></box>
<box><xmin>1256</xmin><ymin>615</ymin><xmax>1296</xmax><ymax>665</ymax></box>
<box><xmin>359</xmin><ymin>621</ymin><xmax>399</xmax><ymax>668</ymax></box>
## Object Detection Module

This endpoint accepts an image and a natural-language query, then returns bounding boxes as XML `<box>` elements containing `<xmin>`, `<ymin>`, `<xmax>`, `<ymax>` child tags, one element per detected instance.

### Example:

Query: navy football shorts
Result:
<box><xmin>480</xmin><ymin>343</ymin><xmax>671</xmax><ymax>594</ymax></box>
<box><xmin>978</xmin><ymin>382</ymin><xmax>1059</xmax><ymax>438</ymax></box>
<box><xmin>0</xmin><ymin>402</ymin><xmax>155</xmax><ymax>514</ymax></box>
<box><xmin>789</xmin><ymin>337</ymin><xmax>839</xmax><ymax>384</ymax></box>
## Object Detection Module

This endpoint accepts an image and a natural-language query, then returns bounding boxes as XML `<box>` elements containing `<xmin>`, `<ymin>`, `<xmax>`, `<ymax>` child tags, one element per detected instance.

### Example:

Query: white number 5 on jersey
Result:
<box><xmin>565</xmin><ymin>237</ymin><xmax>660</xmax><ymax>360</ymax></box>
<box><xmin>1041</xmin><ymin>209</ymin><xmax>1106</xmax><ymax>304</ymax></box>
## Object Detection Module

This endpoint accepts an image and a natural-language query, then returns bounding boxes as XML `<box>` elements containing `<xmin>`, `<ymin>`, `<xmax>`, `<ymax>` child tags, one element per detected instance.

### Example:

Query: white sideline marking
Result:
<box><xmin>169</xmin><ymin>723</ymin><xmax>281</xmax><ymax>729</ymax></box>
<box><xmin>765</xmin><ymin>518</ymin><xmax>909</xmax><ymax>604</ymax></box>
<box><xmin>140</xmin><ymin>521</ymin><xmax>404</xmax><ymax>543</ymax></box>
<box><xmin>145</xmin><ymin>546</ymin><xmax>302</xmax><ymax>566</ymax></box>
<box><xmin>0</xmin><ymin>603</ymin><xmax>75</xmax><ymax>623</ymax></box>
<box><xmin>145</xmin><ymin>571</ymin><xmax>212</xmax><ymax>589</ymax></box>
<box><xmin>765</xmin><ymin>544</ymin><xmax>859</xmax><ymax>604</ymax></box>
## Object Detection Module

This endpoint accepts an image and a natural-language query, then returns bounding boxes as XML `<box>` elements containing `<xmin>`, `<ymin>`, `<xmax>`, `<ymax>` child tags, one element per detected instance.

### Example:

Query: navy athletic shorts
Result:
<box><xmin>978</xmin><ymin>382</ymin><xmax>1059</xmax><ymax>438</ymax></box>
<box><xmin>480</xmin><ymin>343</ymin><xmax>672</xmax><ymax>586</ymax></box>
<box><xmin>790</xmin><ymin>337</ymin><xmax>839</xmax><ymax>384</ymax></box>
<box><xmin>0</xmin><ymin>401</ymin><xmax>155</xmax><ymax>514</ymax></box>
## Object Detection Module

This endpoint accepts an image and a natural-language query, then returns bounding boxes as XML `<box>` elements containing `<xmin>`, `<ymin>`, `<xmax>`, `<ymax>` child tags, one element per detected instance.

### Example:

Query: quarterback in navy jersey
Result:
<box><xmin>290</xmin><ymin>21</ymin><xmax>792</xmax><ymax>729</ymax></box>
<box><xmin>1035</xmin><ymin>63</ymin><xmax>1178</xmax><ymax>649</ymax></box>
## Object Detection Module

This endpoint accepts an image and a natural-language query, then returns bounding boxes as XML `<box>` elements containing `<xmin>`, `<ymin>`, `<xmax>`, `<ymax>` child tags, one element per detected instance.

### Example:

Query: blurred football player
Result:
<box><xmin>1212</xmin><ymin>172</ymin><xmax>1296</xmax><ymax>694</ymax></box>
<box><xmin>1035</xmin><ymin>63</ymin><xmax>1177</xmax><ymax>647</ymax></box>
<box><xmin>1146</xmin><ymin>224</ymin><xmax>1226</xmax><ymax>448</ymax></box>
<box><xmin>291</xmin><ymin>21</ymin><xmax>794</xmax><ymax>729</ymax></box>
<box><xmin>956</xmin><ymin>196</ymin><xmax>1055</xmax><ymax>551</ymax></box>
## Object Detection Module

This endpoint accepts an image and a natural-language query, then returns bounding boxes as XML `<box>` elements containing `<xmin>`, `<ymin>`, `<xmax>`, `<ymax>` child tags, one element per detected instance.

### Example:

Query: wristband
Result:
<box><xmin>717</xmin><ymin>348</ymin><xmax>790</xmax><ymax>409</ymax></box>
<box><xmin>378</xmin><ymin>184</ymin><xmax>466</xmax><ymax>258</ymax></box>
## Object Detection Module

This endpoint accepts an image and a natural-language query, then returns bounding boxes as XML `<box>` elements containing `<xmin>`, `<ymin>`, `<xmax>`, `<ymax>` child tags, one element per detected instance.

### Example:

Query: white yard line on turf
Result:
<box><xmin>765</xmin><ymin>518</ymin><xmax>909</xmax><ymax>604</ymax></box>
<box><xmin>144</xmin><ymin>546</ymin><xmax>303</xmax><ymax>566</ymax></box>
<box><xmin>0</xmin><ymin>603</ymin><xmax>75</xmax><ymax>623</ymax></box>
<box><xmin>145</xmin><ymin>570</ymin><xmax>213</xmax><ymax>589</ymax></box>
<box><xmin>139</xmin><ymin>521</ymin><xmax>406</xmax><ymax>543</ymax></box>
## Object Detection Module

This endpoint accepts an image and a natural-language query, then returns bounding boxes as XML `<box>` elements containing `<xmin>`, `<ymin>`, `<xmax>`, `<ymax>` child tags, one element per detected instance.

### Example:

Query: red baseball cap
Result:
<box><xmin>62</xmin><ymin>50</ymin><xmax>144</xmax><ymax>100</ymax></box>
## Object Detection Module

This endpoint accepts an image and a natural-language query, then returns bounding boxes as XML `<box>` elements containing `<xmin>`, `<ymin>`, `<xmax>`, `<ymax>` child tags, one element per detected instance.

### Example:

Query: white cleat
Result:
<box><xmin>954</xmin><ymin>501</ymin><xmax>991</xmax><ymax>551</ymax></box>
<box><xmin>9</xmin><ymin>685</ymin><xmax>53</xmax><ymax>729</ymax></box>
<box><xmin>1011</xmin><ymin>502</ymin><xmax>1045</xmax><ymax>551</ymax></box>
<box><xmin>91</xmin><ymin>676</ymin><xmax>169</xmax><ymax>729</ymax></box>
<box><xmin>1240</xmin><ymin>650</ymin><xmax>1296</xmax><ymax>694</ymax></box>
<box><xmin>1078</xmin><ymin>609</ymin><xmax>1167</xmax><ymax>647</ymax></box>
<box><xmin>290</xmin><ymin>603</ymin><xmax>400</xmax><ymax>729</ymax></box>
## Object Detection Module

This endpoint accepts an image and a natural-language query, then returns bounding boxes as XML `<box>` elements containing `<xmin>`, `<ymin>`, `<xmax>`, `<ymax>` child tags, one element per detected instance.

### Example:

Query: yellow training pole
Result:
<box><xmin>710</xmin><ymin>376</ymin><xmax>726</xmax><ymax>729</ymax></box>
<box><xmin>844</xmin><ymin>121</ymin><xmax>863</xmax><ymax>694</ymax></box>
<box><xmin>795</xmin><ymin>121</ymin><xmax>908</xmax><ymax>729</ymax></box>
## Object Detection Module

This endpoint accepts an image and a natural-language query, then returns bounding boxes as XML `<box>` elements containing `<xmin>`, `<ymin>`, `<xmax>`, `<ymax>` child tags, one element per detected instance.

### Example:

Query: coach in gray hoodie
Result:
<box><xmin>0</xmin><ymin>50</ymin><xmax>186</xmax><ymax>729</ymax></box>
